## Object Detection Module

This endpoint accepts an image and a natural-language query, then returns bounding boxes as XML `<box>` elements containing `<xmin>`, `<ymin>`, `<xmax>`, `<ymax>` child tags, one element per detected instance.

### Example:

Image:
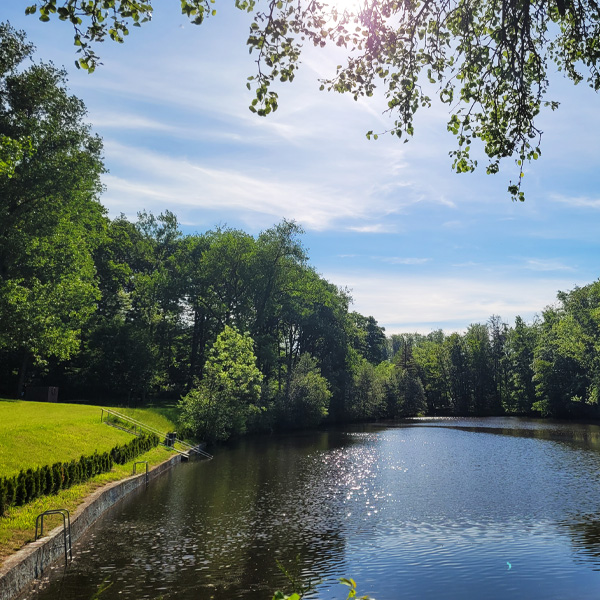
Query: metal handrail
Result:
<box><xmin>35</xmin><ymin>509</ymin><xmax>72</xmax><ymax>566</ymax></box>
<box><xmin>100</xmin><ymin>408</ymin><xmax>213</xmax><ymax>459</ymax></box>
<box><xmin>101</xmin><ymin>408</ymin><xmax>165</xmax><ymax>438</ymax></box>
<box><xmin>171</xmin><ymin>437</ymin><xmax>213</xmax><ymax>459</ymax></box>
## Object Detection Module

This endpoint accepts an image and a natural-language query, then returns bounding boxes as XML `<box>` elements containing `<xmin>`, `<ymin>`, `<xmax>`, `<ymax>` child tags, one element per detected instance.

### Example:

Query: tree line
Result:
<box><xmin>2</xmin><ymin>23</ymin><xmax>599</xmax><ymax>442</ymax></box>
<box><xmin>387</xmin><ymin>282</ymin><xmax>600</xmax><ymax>420</ymax></box>
<box><xmin>0</xmin><ymin>23</ymin><xmax>400</xmax><ymax>440</ymax></box>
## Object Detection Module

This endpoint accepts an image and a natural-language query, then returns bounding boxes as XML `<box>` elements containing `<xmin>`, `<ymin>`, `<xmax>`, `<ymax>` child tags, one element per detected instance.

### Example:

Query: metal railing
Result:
<box><xmin>100</xmin><ymin>408</ymin><xmax>212</xmax><ymax>459</ymax></box>
<box><xmin>168</xmin><ymin>436</ymin><xmax>213</xmax><ymax>459</ymax></box>
<box><xmin>35</xmin><ymin>509</ymin><xmax>72</xmax><ymax>567</ymax></box>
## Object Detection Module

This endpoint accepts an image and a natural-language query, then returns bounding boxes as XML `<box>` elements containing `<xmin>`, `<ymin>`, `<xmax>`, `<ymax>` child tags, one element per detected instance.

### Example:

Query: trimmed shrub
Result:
<box><xmin>15</xmin><ymin>471</ymin><xmax>27</xmax><ymax>506</ymax></box>
<box><xmin>63</xmin><ymin>464</ymin><xmax>71</xmax><ymax>489</ymax></box>
<box><xmin>51</xmin><ymin>463</ymin><xmax>62</xmax><ymax>494</ymax></box>
<box><xmin>0</xmin><ymin>432</ymin><xmax>159</xmax><ymax>517</ymax></box>
<box><xmin>67</xmin><ymin>461</ymin><xmax>78</xmax><ymax>486</ymax></box>
<box><xmin>41</xmin><ymin>465</ymin><xmax>53</xmax><ymax>495</ymax></box>
<box><xmin>5</xmin><ymin>477</ymin><xmax>15</xmax><ymax>506</ymax></box>
<box><xmin>110</xmin><ymin>433</ymin><xmax>159</xmax><ymax>466</ymax></box>
<box><xmin>24</xmin><ymin>469</ymin><xmax>35</xmax><ymax>503</ymax></box>
<box><xmin>102</xmin><ymin>452</ymin><xmax>112</xmax><ymax>472</ymax></box>
<box><xmin>32</xmin><ymin>469</ymin><xmax>42</xmax><ymax>500</ymax></box>
<box><xmin>0</xmin><ymin>479</ymin><xmax>6</xmax><ymax>516</ymax></box>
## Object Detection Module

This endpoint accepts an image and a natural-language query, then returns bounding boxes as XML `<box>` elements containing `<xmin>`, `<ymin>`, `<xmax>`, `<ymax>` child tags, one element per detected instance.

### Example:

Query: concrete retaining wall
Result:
<box><xmin>0</xmin><ymin>454</ymin><xmax>182</xmax><ymax>600</ymax></box>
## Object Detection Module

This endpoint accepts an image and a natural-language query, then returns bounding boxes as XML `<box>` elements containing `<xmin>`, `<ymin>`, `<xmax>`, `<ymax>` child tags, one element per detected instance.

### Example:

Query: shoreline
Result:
<box><xmin>0</xmin><ymin>453</ymin><xmax>183</xmax><ymax>600</ymax></box>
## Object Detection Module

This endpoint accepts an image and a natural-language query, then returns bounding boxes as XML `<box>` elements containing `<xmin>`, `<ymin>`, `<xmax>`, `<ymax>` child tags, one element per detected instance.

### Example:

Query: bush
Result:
<box><xmin>0</xmin><ymin>479</ymin><xmax>6</xmax><ymax>516</ymax></box>
<box><xmin>110</xmin><ymin>433</ymin><xmax>159</xmax><ymax>465</ymax></box>
<box><xmin>63</xmin><ymin>464</ymin><xmax>72</xmax><ymax>489</ymax></box>
<box><xmin>68</xmin><ymin>461</ymin><xmax>79</xmax><ymax>486</ymax></box>
<box><xmin>5</xmin><ymin>477</ymin><xmax>15</xmax><ymax>506</ymax></box>
<box><xmin>15</xmin><ymin>471</ymin><xmax>27</xmax><ymax>506</ymax></box>
<box><xmin>0</xmin><ymin>433</ymin><xmax>158</xmax><ymax>517</ymax></box>
<box><xmin>40</xmin><ymin>465</ymin><xmax>53</xmax><ymax>495</ymax></box>
<box><xmin>51</xmin><ymin>463</ymin><xmax>62</xmax><ymax>494</ymax></box>
<box><xmin>80</xmin><ymin>454</ymin><xmax>91</xmax><ymax>479</ymax></box>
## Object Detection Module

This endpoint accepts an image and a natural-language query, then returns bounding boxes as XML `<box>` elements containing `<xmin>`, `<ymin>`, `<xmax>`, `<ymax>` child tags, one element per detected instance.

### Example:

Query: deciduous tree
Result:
<box><xmin>178</xmin><ymin>326</ymin><xmax>263</xmax><ymax>442</ymax></box>
<box><xmin>0</xmin><ymin>23</ymin><xmax>105</xmax><ymax>395</ymax></box>
<box><xmin>277</xmin><ymin>353</ymin><xmax>331</xmax><ymax>428</ymax></box>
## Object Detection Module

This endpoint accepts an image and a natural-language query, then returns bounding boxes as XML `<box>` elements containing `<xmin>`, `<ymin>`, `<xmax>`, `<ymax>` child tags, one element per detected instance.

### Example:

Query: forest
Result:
<box><xmin>2</xmin><ymin>21</ymin><xmax>600</xmax><ymax>444</ymax></box>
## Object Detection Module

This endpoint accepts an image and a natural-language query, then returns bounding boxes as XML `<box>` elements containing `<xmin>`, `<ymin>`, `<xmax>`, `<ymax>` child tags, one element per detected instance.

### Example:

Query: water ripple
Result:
<box><xmin>19</xmin><ymin>419</ymin><xmax>600</xmax><ymax>600</ymax></box>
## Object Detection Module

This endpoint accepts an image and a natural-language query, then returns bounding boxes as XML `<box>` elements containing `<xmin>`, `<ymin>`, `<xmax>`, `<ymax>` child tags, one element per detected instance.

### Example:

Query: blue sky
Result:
<box><xmin>5</xmin><ymin>3</ymin><xmax>600</xmax><ymax>334</ymax></box>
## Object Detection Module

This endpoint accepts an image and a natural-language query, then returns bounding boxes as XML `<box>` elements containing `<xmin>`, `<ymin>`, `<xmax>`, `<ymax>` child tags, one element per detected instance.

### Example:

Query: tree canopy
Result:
<box><xmin>179</xmin><ymin>325</ymin><xmax>264</xmax><ymax>442</ymax></box>
<box><xmin>21</xmin><ymin>0</ymin><xmax>600</xmax><ymax>198</ymax></box>
<box><xmin>0</xmin><ymin>22</ymin><xmax>105</xmax><ymax>394</ymax></box>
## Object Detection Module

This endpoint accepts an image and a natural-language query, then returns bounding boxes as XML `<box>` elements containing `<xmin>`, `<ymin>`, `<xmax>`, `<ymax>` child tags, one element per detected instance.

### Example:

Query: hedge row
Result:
<box><xmin>110</xmin><ymin>432</ymin><xmax>159</xmax><ymax>465</ymax></box>
<box><xmin>0</xmin><ymin>433</ymin><xmax>160</xmax><ymax>517</ymax></box>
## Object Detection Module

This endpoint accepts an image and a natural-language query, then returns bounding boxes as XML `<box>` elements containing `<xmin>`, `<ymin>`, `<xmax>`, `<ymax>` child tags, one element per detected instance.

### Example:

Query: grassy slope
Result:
<box><xmin>0</xmin><ymin>399</ymin><xmax>179</xmax><ymax>563</ymax></box>
<box><xmin>0</xmin><ymin>400</ymin><xmax>177</xmax><ymax>478</ymax></box>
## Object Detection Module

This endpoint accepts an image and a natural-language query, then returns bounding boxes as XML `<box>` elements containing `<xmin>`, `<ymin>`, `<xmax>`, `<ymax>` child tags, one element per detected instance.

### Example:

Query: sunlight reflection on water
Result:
<box><xmin>20</xmin><ymin>418</ymin><xmax>600</xmax><ymax>600</ymax></box>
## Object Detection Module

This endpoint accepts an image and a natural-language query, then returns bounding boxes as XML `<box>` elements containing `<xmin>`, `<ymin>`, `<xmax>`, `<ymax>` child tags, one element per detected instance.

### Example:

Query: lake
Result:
<box><xmin>20</xmin><ymin>417</ymin><xmax>600</xmax><ymax>600</ymax></box>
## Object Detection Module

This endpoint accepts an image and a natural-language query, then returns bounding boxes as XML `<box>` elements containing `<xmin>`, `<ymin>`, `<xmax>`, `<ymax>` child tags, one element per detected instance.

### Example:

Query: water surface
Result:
<box><xmin>21</xmin><ymin>418</ymin><xmax>600</xmax><ymax>600</ymax></box>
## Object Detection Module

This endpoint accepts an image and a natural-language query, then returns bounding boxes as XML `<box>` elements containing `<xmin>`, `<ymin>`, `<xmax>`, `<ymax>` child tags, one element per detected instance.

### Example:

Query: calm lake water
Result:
<box><xmin>21</xmin><ymin>418</ymin><xmax>600</xmax><ymax>600</ymax></box>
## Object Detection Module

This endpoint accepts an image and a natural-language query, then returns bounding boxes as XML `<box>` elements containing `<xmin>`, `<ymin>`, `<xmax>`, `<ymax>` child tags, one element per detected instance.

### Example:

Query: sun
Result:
<box><xmin>322</xmin><ymin>0</ymin><xmax>363</xmax><ymax>17</ymax></box>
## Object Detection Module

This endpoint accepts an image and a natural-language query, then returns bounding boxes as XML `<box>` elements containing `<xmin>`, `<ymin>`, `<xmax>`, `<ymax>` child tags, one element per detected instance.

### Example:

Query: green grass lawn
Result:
<box><xmin>107</xmin><ymin>405</ymin><xmax>179</xmax><ymax>438</ymax></box>
<box><xmin>0</xmin><ymin>400</ymin><xmax>178</xmax><ymax>478</ymax></box>
<box><xmin>0</xmin><ymin>399</ymin><xmax>181</xmax><ymax>563</ymax></box>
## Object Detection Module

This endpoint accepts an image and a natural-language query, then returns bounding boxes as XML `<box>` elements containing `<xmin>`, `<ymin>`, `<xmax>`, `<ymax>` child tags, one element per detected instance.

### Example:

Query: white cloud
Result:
<box><xmin>523</xmin><ymin>258</ymin><xmax>575</xmax><ymax>272</ymax></box>
<box><xmin>347</xmin><ymin>224</ymin><xmax>398</xmax><ymax>233</ymax></box>
<box><xmin>92</xmin><ymin>113</ymin><xmax>179</xmax><ymax>132</ymax></box>
<box><xmin>443</xmin><ymin>220</ymin><xmax>464</xmax><ymax>229</ymax></box>
<box><xmin>552</xmin><ymin>194</ymin><xmax>600</xmax><ymax>209</ymax></box>
<box><xmin>101</xmin><ymin>141</ymin><xmax>411</xmax><ymax>231</ymax></box>
<box><xmin>451</xmin><ymin>261</ymin><xmax>481</xmax><ymax>268</ymax></box>
<box><xmin>90</xmin><ymin>111</ymin><xmax>251</xmax><ymax>145</ymax></box>
<box><xmin>322</xmin><ymin>271</ymin><xmax>585</xmax><ymax>334</ymax></box>
<box><xmin>377</xmin><ymin>257</ymin><xmax>431</xmax><ymax>265</ymax></box>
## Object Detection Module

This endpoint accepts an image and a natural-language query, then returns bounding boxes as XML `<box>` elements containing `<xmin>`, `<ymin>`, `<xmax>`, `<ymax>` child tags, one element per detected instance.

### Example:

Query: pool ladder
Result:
<box><xmin>35</xmin><ymin>508</ymin><xmax>72</xmax><ymax>567</ymax></box>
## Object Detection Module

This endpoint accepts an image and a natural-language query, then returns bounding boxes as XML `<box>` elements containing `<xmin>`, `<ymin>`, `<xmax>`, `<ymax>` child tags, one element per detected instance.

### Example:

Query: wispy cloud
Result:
<box><xmin>323</xmin><ymin>271</ymin><xmax>584</xmax><ymax>334</ymax></box>
<box><xmin>347</xmin><ymin>224</ymin><xmax>398</xmax><ymax>233</ymax></box>
<box><xmin>92</xmin><ymin>113</ymin><xmax>180</xmax><ymax>132</ymax></box>
<box><xmin>101</xmin><ymin>141</ymin><xmax>411</xmax><ymax>231</ymax></box>
<box><xmin>451</xmin><ymin>261</ymin><xmax>481</xmax><ymax>268</ymax></box>
<box><xmin>443</xmin><ymin>220</ymin><xmax>464</xmax><ymax>229</ymax></box>
<box><xmin>377</xmin><ymin>257</ymin><xmax>431</xmax><ymax>265</ymax></box>
<box><xmin>90</xmin><ymin>111</ymin><xmax>253</xmax><ymax>145</ymax></box>
<box><xmin>523</xmin><ymin>258</ymin><xmax>575</xmax><ymax>272</ymax></box>
<box><xmin>552</xmin><ymin>194</ymin><xmax>600</xmax><ymax>209</ymax></box>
